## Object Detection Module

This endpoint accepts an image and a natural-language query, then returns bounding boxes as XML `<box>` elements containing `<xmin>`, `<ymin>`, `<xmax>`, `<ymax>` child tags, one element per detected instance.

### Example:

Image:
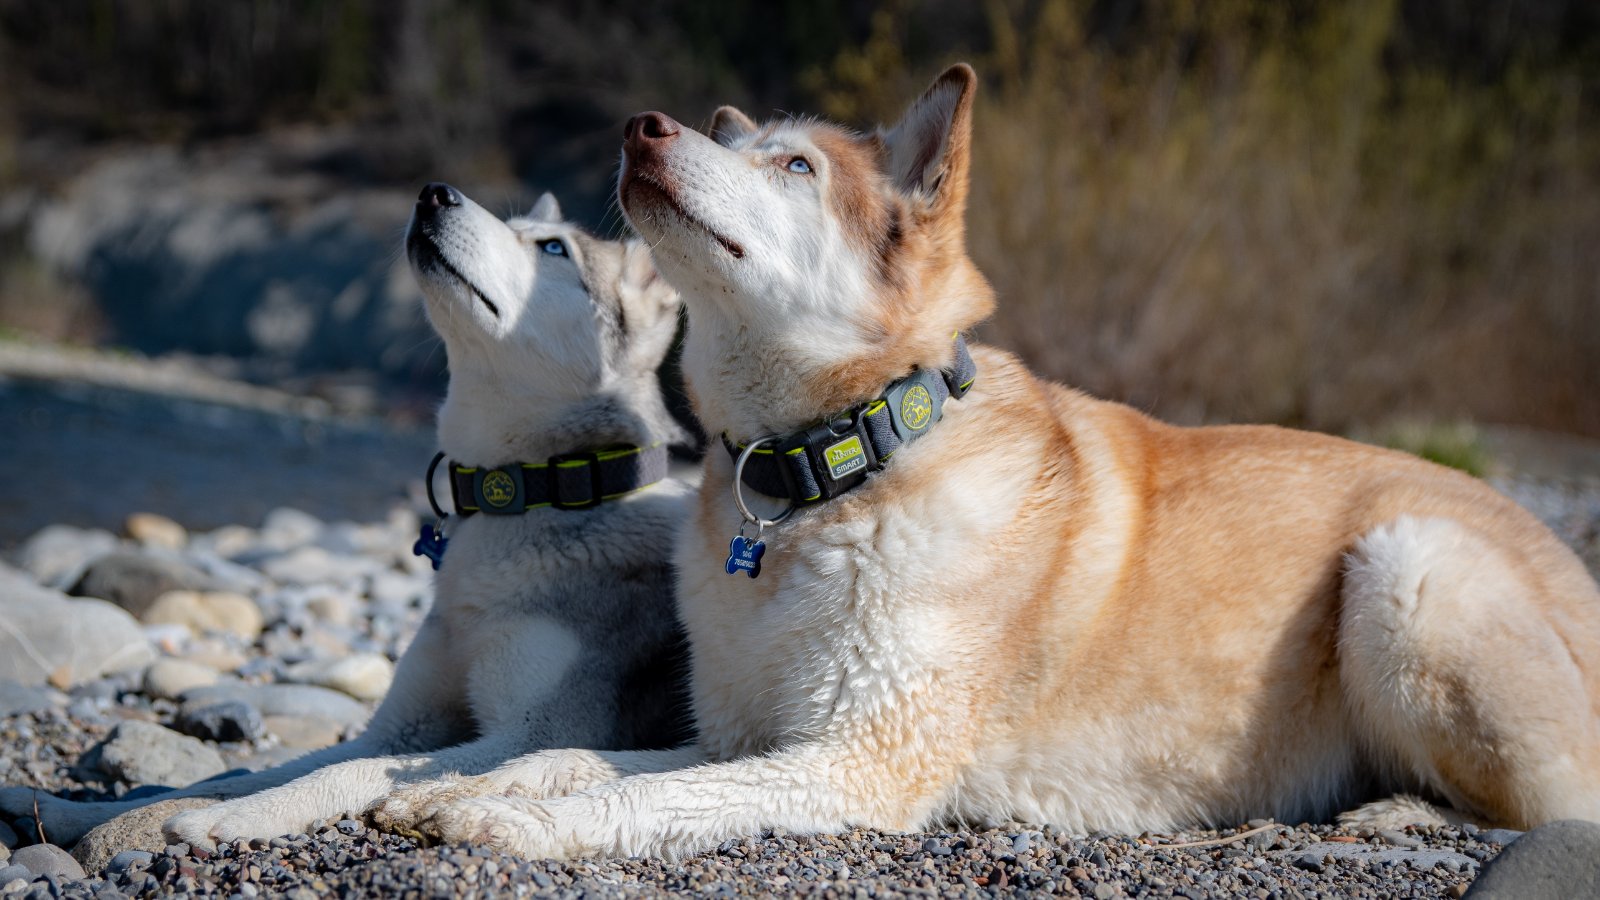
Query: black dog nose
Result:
<box><xmin>418</xmin><ymin>182</ymin><xmax>462</xmax><ymax>209</ymax></box>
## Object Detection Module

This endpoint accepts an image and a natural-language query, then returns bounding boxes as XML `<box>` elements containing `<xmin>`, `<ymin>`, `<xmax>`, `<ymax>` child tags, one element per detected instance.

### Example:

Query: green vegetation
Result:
<box><xmin>1371</xmin><ymin>421</ymin><xmax>1496</xmax><ymax>477</ymax></box>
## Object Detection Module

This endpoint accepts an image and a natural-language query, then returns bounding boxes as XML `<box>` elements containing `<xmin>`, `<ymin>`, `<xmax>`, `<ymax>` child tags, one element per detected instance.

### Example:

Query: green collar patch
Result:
<box><xmin>723</xmin><ymin>333</ymin><xmax>977</xmax><ymax>508</ymax></box>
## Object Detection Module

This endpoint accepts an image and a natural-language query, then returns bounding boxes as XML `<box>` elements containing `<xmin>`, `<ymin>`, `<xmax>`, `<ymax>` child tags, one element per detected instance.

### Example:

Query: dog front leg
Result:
<box><xmin>373</xmin><ymin>744</ymin><xmax>707</xmax><ymax>834</ymax></box>
<box><xmin>427</xmin><ymin>743</ymin><xmax>929</xmax><ymax>861</ymax></box>
<box><xmin>161</xmin><ymin>733</ymin><xmax>524</xmax><ymax>847</ymax></box>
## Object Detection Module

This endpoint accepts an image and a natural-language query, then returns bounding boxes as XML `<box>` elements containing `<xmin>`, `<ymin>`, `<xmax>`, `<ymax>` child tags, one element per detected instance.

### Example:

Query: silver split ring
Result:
<box><xmin>731</xmin><ymin>436</ymin><xmax>798</xmax><ymax>528</ymax></box>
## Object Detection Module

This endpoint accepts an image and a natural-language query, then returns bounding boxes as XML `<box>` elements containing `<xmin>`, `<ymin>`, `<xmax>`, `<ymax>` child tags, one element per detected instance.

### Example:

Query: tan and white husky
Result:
<box><xmin>375</xmin><ymin>65</ymin><xmax>1600</xmax><ymax>860</ymax></box>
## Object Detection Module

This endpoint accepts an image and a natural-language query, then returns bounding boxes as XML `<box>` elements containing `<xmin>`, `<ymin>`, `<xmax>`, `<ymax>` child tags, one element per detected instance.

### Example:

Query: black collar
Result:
<box><xmin>436</xmin><ymin>443</ymin><xmax>670</xmax><ymax>516</ymax></box>
<box><xmin>722</xmin><ymin>334</ymin><xmax>977</xmax><ymax>507</ymax></box>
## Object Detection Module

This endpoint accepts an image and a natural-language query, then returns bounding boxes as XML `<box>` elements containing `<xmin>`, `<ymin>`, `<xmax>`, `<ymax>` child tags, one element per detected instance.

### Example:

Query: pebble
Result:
<box><xmin>1379</xmin><ymin>828</ymin><xmax>1424</xmax><ymax>848</ymax></box>
<box><xmin>260</xmin><ymin>546</ymin><xmax>378</xmax><ymax>587</ymax></box>
<box><xmin>69</xmin><ymin>552</ymin><xmax>215</xmax><ymax>619</ymax></box>
<box><xmin>142</xmin><ymin>590</ymin><xmax>264</xmax><ymax>640</ymax></box>
<box><xmin>261</xmin><ymin>715</ymin><xmax>345</xmax><ymax>750</ymax></box>
<box><xmin>141</xmin><ymin>659</ymin><xmax>220</xmax><ymax>701</ymax></box>
<box><xmin>181</xmin><ymin>683</ymin><xmax>368</xmax><ymax>728</ymax></box>
<box><xmin>12</xmin><ymin>525</ymin><xmax>119</xmax><ymax>589</ymax></box>
<box><xmin>258</xmin><ymin>508</ymin><xmax>325</xmax><ymax>552</ymax></box>
<box><xmin>95</xmin><ymin>720</ymin><xmax>227</xmax><ymax>788</ymax></box>
<box><xmin>105</xmin><ymin>850</ymin><xmax>153</xmax><ymax>874</ymax></box>
<box><xmin>282</xmin><ymin>653</ymin><xmax>393</xmax><ymax>701</ymax></box>
<box><xmin>124</xmin><ymin>513</ymin><xmax>187</xmax><ymax>551</ymax></box>
<box><xmin>174</xmin><ymin>701</ymin><xmax>264</xmax><ymax>743</ymax></box>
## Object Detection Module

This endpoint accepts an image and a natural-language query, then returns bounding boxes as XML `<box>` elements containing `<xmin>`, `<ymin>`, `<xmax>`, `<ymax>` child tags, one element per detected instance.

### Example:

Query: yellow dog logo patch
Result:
<box><xmin>900</xmin><ymin>384</ymin><xmax>934</xmax><ymax>431</ymax></box>
<box><xmin>482</xmin><ymin>470</ymin><xmax>517</xmax><ymax>508</ymax></box>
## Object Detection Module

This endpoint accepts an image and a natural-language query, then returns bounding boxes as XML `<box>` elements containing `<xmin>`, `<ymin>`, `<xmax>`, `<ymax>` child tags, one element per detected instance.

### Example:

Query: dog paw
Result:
<box><xmin>1337</xmin><ymin>794</ymin><xmax>1471</xmax><ymax>830</ymax></box>
<box><xmin>371</xmin><ymin>775</ymin><xmax>490</xmax><ymax>837</ymax></box>
<box><xmin>163</xmin><ymin>804</ymin><xmax>295</xmax><ymax>848</ymax></box>
<box><xmin>430</xmin><ymin>797</ymin><xmax>554</xmax><ymax>857</ymax></box>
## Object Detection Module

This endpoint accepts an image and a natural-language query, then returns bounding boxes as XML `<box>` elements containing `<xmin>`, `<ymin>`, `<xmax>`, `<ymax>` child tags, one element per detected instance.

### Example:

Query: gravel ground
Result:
<box><xmin>5</xmin><ymin>818</ymin><xmax>1513</xmax><ymax>899</ymax></box>
<box><xmin>0</xmin><ymin>462</ymin><xmax>1595</xmax><ymax>897</ymax></box>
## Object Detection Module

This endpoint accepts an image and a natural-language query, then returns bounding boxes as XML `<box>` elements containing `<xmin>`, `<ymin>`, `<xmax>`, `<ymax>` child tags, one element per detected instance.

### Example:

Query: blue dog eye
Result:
<box><xmin>787</xmin><ymin>158</ymin><xmax>812</xmax><ymax>175</ymax></box>
<box><xmin>540</xmin><ymin>240</ymin><xmax>567</xmax><ymax>256</ymax></box>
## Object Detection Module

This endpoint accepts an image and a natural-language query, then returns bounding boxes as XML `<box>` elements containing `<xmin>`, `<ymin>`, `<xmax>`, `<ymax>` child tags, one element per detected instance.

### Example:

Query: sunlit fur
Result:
<box><xmin>0</xmin><ymin>190</ymin><xmax>694</xmax><ymax>848</ymax></box>
<box><xmin>379</xmin><ymin>64</ymin><xmax>1600</xmax><ymax>862</ymax></box>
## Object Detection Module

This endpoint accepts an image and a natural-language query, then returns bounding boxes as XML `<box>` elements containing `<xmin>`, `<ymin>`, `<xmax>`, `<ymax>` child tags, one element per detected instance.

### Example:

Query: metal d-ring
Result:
<box><xmin>731</xmin><ymin>436</ymin><xmax>797</xmax><ymax>527</ymax></box>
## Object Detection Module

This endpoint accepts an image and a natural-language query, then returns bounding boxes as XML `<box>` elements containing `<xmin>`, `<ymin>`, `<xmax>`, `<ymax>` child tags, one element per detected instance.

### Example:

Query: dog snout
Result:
<box><xmin>418</xmin><ymin>182</ymin><xmax>463</xmax><ymax>213</ymax></box>
<box><xmin>624</xmin><ymin>112</ymin><xmax>681</xmax><ymax>155</ymax></box>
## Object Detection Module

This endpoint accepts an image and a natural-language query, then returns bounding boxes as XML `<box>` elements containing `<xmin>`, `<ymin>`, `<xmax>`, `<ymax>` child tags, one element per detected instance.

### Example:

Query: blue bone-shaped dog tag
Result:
<box><xmin>413</xmin><ymin>522</ymin><xmax>449</xmax><ymax>571</ymax></box>
<box><xmin>725</xmin><ymin>535</ymin><xmax>765</xmax><ymax>578</ymax></box>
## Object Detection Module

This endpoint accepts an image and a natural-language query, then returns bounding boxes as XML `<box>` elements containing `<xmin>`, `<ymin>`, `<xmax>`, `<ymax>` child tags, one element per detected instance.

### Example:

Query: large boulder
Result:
<box><xmin>0</xmin><ymin>563</ymin><xmax>155</xmax><ymax>688</ymax></box>
<box><xmin>1466</xmin><ymin>819</ymin><xmax>1600</xmax><ymax>899</ymax></box>
<box><xmin>72</xmin><ymin>798</ymin><xmax>218</xmax><ymax>874</ymax></box>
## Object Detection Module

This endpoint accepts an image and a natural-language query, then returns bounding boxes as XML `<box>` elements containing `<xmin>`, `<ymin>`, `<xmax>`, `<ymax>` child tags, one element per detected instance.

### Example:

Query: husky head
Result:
<box><xmin>617</xmin><ymin>64</ymin><xmax>995</xmax><ymax>436</ymax></box>
<box><xmin>406</xmin><ymin>183</ymin><xmax>684</xmax><ymax>463</ymax></box>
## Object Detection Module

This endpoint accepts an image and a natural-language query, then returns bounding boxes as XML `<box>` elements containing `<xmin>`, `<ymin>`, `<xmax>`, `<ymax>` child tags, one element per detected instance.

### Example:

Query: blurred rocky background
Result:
<box><xmin>1</xmin><ymin>0</ymin><xmax>1598</xmax><ymax>544</ymax></box>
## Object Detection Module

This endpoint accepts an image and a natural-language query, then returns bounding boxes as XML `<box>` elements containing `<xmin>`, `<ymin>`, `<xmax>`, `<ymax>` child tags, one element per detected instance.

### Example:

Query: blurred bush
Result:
<box><xmin>812</xmin><ymin>0</ymin><xmax>1600</xmax><ymax>435</ymax></box>
<box><xmin>1</xmin><ymin>0</ymin><xmax>1596</xmax><ymax>435</ymax></box>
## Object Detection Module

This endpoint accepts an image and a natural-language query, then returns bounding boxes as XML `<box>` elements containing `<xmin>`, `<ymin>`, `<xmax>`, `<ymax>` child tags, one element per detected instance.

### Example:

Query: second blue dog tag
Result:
<box><xmin>413</xmin><ymin>520</ymin><xmax>449</xmax><ymax>571</ymax></box>
<box><xmin>725</xmin><ymin>534</ymin><xmax>765</xmax><ymax>578</ymax></box>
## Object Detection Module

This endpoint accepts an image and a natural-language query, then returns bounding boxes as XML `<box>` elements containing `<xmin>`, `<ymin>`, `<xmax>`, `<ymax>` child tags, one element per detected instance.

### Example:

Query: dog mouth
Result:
<box><xmin>623</xmin><ymin>175</ymin><xmax>746</xmax><ymax>260</ymax></box>
<box><xmin>407</xmin><ymin>230</ymin><xmax>501</xmax><ymax>318</ymax></box>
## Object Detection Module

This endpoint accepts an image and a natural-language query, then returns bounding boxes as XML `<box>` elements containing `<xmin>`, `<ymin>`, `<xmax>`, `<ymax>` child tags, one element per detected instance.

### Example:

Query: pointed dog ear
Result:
<box><xmin>879</xmin><ymin>63</ymin><xmax>978</xmax><ymax>219</ymax></box>
<box><xmin>617</xmin><ymin>239</ymin><xmax>682</xmax><ymax>370</ymax></box>
<box><xmin>710</xmin><ymin>106</ymin><xmax>758</xmax><ymax>147</ymax></box>
<box><xmin>530</xmin><ymin>192</ymin><xmax>562</xmax><ymax>222</ymax></box>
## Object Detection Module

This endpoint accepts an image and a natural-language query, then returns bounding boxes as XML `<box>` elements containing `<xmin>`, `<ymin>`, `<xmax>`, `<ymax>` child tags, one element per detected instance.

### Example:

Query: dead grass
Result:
<box><xmin>811</xmin><ymin>0</ymin><xmax>1600</xmax><ymax>436</ymax></box>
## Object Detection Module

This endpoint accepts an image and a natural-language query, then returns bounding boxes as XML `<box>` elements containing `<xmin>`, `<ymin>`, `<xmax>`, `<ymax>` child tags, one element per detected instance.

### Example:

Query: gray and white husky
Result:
<box><xmin>0</xmin><ymin>184</ymin><xmax>694</xmax><ymax>847</ymax></box>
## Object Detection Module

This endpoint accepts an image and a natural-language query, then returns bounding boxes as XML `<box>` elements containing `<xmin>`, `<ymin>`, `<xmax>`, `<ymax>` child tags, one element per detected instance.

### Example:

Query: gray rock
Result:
<box><xmin>71</xmin><ymin>798</ymin><xmax>217</xmax><ymax>874</ymax></box>
<box><xmin>0</xmin><ymin>563</ymin><xmax>156</xmax><ymax>688</ymax></box>
<box><xmin>95</xmin><ymin>720</ymin><xmax>227</xmax><ymax>788</ymax></box>
<box><xmin>181</xmin><ymin>682</ymin><xmax>368</xmax><ymax>728</ymax></box>
<box><xmin>1291</xmin><ymin>852</ymin><xmax>1324</xmax><ymax>872</ymax></box>
<box><xmin>9</xmin><ymin>844</ymin><xmax>84</xmax><ymax>881</ymax></box>
<box><xmin>0</xmin><ymin>864</ymin><xmax>29</xmax><ymax>887</ymax></box>
<box><xmin>175</xmin><ymin>700</ymin><xmax>264</xmax><ymax>743</ymax></box>
<box><xmin>69</xmin><ymin>551</ymin><xmax>216</xmax><ymax>619</ymax></box>
<box><xmin>104</xmin><ymin>850</ymin><xmax>154</xmax><ymax>874</ymax></box>
<box><xmin>1478</xmin><ymin>828</ymin><xmax>1525</xmax><ymax>846</ymax></box>
<box><xmin>1378</xmin><ymin>829</ymin><xmax>1423</xmax><ymax>848</ymax></box>
<box><xmin>12</xmin><ymin>525</ymin><xmax>119</xmax><ymax>589</ymax></box>
<box><xmin>0</xmin><ymin>681</ymin><xmax>64</xmax><ymax>716</ymax></box>
<box><xmin>1466</xmin><ymin>819</ymin><xmax>1600</xmax><ymax>899</ymax></box>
